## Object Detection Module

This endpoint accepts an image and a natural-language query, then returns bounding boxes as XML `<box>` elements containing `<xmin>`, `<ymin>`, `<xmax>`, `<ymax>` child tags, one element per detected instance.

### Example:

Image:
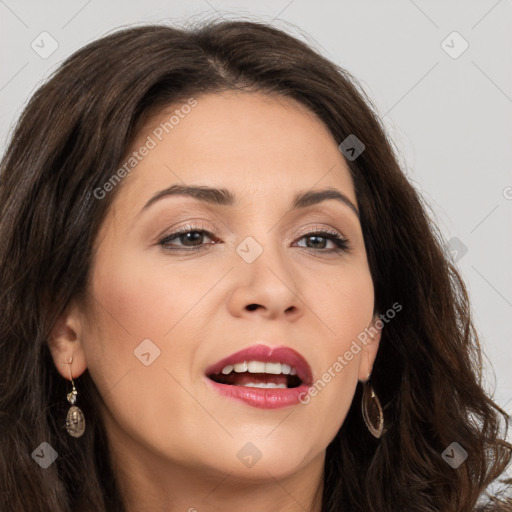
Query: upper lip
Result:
<box><xmin>205</xmin><ymin>344</ymin><xmax>313</xmax><ymax>386</ymax></box>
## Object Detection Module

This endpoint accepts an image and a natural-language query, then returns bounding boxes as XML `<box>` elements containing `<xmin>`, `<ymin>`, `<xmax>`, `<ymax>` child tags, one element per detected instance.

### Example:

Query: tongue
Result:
<box><xmin>216</xmin><ymin>372</ymin><xmax>288</xmax><ymax>387</ymax></box>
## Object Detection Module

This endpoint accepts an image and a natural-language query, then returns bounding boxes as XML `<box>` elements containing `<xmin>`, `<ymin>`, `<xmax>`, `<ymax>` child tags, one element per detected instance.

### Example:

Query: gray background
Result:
<box><xmin>1</xmin><ymin>1</ymin><xmax>511</xmax><ymax>440</ymax></box>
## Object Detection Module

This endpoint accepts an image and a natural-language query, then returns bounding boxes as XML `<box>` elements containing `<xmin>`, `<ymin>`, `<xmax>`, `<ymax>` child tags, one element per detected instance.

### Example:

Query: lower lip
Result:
<box><xmin>205</xmin><ymin>378</ymin><xmax>311</xmax><ymax>409</ymax></box>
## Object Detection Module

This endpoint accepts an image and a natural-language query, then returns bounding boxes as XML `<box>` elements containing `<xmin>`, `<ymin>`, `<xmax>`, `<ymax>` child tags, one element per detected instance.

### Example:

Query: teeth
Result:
<box><xmin>247</xmin><ymin>361</ymin><xmax>266</xmax><ymax>373</ymax></box>
<box><xmin>265</xmin><ymin>362</ymin><xmax>281</xmax><ymax>374</ymax></box>
<box><xmin>219</xmin><ymin>360</ymin><xmax>298</xmax><ymax>377</ymax></box>
<box><xmin>221</xmin><ymin>364</ymin><xmax>234</xmax><ymax>375</ymax></box>
<box><xmin>241</xmin><ymin>382</ymin><xmax>287</xmax><ymax>389</ymax></box>
<box><xmin>234</xmin><ymin>362</ymin><xmax>248</xmax><ymax>373</ymax></box>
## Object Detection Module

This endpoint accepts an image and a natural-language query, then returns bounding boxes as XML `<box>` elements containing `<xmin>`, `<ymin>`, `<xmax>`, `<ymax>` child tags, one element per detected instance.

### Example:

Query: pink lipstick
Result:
<box><xmin>204</xmin><ymin>344</ymin><xmax>313</xmax><ymax>409</ymax></box>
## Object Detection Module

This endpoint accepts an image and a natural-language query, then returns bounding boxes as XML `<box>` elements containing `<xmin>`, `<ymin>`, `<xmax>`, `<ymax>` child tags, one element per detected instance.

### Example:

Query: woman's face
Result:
<box><xmin>51</xmin><ymin>91</ymin><xmax>380</xmax><ymax>483</ymax></box>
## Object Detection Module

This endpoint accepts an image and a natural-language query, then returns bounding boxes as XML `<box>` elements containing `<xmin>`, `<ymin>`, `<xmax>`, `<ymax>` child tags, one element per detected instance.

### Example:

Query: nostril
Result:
<box><xmin>246</xmin><ymin>304</ymin><xmax>259</xmax><ymax>311</ymax></box>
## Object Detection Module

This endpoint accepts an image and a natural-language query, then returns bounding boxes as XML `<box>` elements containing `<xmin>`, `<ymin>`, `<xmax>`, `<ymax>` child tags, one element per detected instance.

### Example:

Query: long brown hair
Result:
<box><xmin>0</xmin><ymin>20</ymin><xmax>510</xmax><ymax>512</ymax></box>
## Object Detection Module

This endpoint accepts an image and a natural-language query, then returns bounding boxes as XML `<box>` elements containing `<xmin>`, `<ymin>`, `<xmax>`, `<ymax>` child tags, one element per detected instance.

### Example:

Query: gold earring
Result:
<box><xmin>361</xmin><ymin>379</ymin><xmax>384</xmax><ymax>438</ymax></box>
<box><xmin>65</xmin><ymin>359</ymin><xmax>85</xmax><ymax>438</ymax></box>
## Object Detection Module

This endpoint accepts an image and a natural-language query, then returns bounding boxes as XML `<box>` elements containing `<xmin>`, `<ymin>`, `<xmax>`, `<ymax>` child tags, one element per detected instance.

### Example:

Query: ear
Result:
<box><xmin>358</xmin><ymin>313</ymin><xmax>383</xmax><ymax>382</ymax></box>
<box><xmin>48</xmin><ymin>301</ymin><xmax>88</xmax><ymax>380</ymax></box>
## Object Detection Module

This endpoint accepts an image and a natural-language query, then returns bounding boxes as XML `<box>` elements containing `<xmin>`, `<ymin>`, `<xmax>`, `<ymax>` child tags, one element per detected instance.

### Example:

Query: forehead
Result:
<box><xmin>114</xmin><ymin>91</ymin><xmax>357</xmax><ymax>213</ymax></box>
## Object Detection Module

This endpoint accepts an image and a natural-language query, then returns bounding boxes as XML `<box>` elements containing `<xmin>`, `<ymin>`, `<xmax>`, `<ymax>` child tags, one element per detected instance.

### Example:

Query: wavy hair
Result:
<box><xmin>0</xmin><ymin>20</ymin><xmax>510</xmax><ymax>512</ymax></box>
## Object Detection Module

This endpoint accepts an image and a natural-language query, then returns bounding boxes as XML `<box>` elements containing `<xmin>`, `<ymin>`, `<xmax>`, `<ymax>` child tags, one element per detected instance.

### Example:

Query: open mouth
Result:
<box><xmin>204</xmin><ymin>345</ymin><xmax>313</xmax><ymax>409</ymax></box>
<box><xmin>207</xmin><ymin>361</ymin><xmax>303</xmax><ymax>389</ymax></box>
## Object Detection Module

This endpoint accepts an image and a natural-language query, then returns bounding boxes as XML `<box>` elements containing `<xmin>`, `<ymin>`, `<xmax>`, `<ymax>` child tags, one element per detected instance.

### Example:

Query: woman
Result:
<box><xmin>0</xmin><ymin>20</ymin><xmax>510</xmax><ymax>512</ymax></box>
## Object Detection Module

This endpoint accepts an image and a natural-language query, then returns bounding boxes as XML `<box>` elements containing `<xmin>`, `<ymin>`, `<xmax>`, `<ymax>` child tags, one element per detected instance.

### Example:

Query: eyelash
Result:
<box><xmin>158</xmin><ymin>223</ymin><xmax>350</xmax><ymax>254</ymax></box>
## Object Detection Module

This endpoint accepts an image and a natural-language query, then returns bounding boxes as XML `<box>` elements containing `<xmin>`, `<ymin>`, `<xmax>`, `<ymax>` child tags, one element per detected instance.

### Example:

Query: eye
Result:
<box><xmin>294</xmin><ymin>229</ymin><xmax>350</xmax><ymax>253</ymax></box>
<box><xmin>158</xmin><ymin>223</ymin><xmax>216</xmax><ymax>251</ymax></box>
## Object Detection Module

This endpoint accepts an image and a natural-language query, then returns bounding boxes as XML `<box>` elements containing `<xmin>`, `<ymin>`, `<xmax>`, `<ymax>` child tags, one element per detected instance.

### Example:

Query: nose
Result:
<box><xmin>226</xmin><ymin>239</ymin><xmax>304</xmax><ymax>322</ymax></box>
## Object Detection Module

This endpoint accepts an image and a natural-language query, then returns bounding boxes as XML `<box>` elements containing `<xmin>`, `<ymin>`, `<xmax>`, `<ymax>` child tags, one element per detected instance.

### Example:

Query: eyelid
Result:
<box><xmin>154</xmin><ymin>219</ymin><xmax>217</xmax><ymax>242</ymax></box>
<box><xmin>296</xmin><ymin>223</ymin><xmax>344</xmax><ymax>236</ymax></box>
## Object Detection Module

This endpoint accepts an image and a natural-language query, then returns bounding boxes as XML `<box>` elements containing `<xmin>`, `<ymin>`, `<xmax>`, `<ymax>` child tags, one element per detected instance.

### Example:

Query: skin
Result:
<box><xmin>49</xmin><ymin>91</ymin><xmax>382</xmax><ymax>512</ymax></box>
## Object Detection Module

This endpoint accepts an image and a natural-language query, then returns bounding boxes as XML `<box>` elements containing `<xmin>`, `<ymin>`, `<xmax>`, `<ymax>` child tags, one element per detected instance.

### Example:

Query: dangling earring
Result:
<box><xmin>361</xmin><ymin>378</ymin><xmax>384</xmax><ymax>438</ymax></box>
<box><xmin>65</xmin><ymin>358</ymin><xmax>86</xmax><ymax>438</ymax></box>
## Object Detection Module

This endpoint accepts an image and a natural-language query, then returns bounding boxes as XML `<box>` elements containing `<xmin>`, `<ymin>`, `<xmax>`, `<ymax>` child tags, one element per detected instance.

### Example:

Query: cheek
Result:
<box><xmin>319</xmin><ymin>260</ymin><xmax>375</xmax><ymax>343</ymax></box>
<box><xmin>85</xmin><ymin>247</ymin><xmax>202</xmax><ymax>347</ymax></box>
<box><xmin>80</xmin><ymin>247</ymin><xmax>225</xmax><ymax>410</ymax></box>
<box><xmin>80</xmin><ymin>252</ymin><xmax>208</xmax><ymax>450</ymax></box>
<box><xmin>301</xmin><ymin>263</ymin><xmax>374</xmax><ymax>416</ymax></box>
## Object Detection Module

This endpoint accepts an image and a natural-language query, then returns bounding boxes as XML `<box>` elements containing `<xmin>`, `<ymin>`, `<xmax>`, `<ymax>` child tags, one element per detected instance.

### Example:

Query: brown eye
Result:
<box><xmin>160</xmin><ymin>229</ymin><xmax>215</xmax><ymax>250</ymax></box>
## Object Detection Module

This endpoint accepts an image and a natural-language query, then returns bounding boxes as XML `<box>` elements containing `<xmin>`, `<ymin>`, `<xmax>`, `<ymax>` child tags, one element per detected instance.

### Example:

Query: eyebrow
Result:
<box><xmin>140</xmin><ymin>184</ymin><xmax>359</xmax><ymax>218</ymax></box>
